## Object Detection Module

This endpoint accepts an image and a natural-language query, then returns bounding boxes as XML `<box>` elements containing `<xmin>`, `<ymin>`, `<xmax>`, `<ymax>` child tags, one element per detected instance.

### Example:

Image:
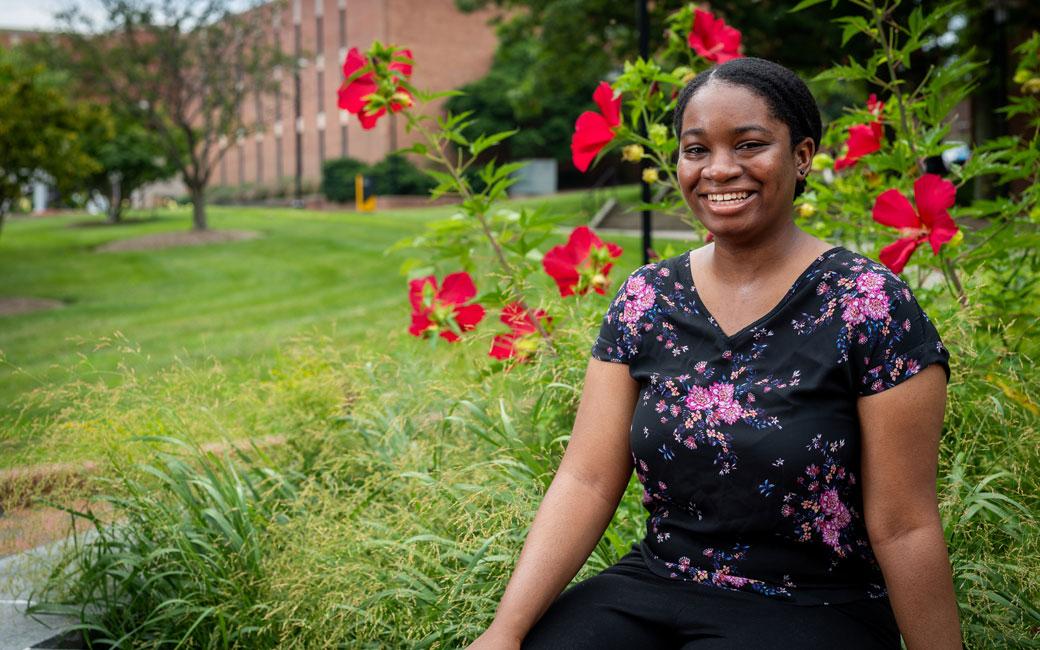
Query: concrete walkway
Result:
<box><xmin>0</xmin><ymin>541</ymin><xmax>78</xmax><ymax>650</ymax></box>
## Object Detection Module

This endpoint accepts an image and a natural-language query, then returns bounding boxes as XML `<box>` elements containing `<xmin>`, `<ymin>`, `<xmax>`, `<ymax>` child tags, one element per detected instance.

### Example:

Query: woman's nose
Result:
<box><xmin>701</xmin><ymin>153</ymin><xmax>741</xmax><ymax>182</ymax></box>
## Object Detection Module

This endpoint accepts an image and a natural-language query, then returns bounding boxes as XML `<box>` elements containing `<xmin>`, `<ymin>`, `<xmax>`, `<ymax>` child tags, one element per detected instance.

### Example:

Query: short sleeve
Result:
<box><xmin>590</xmin><ymin>265</ymin><xmax>656</xmax><ymax>364</ymax></box>
<box><xmin>850</xmin><ymin>272</ymin><xmax>950</xmax><ymax>396</ymax></box>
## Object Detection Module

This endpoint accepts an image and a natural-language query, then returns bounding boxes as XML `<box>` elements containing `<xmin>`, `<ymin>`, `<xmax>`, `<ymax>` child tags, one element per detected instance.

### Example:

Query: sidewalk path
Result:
<box><xmin>0</xmin><ymin>541</ymin><xmax>77</xmax><ymax>650</ymax></box>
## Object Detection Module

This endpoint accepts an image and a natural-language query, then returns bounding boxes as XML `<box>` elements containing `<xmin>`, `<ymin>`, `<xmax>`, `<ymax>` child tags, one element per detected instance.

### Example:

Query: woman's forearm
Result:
<box><xmin>871</xmin><ymin>518</ymin><xmax>962</xmax><ymax>650</ymax></box>
<box><xmin>486</xmin><ymin>467</ymin><xmax>629</xmax><ymax>643</ymax></box>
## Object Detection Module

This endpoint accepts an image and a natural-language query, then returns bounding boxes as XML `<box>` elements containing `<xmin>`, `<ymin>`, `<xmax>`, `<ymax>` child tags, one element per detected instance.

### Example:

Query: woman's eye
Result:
<box><xmin>684</xmin><ymin>146</ymin><xmax>707</xmax><ymax>155</ymax></box>
<box><xmin>738</xmin><ymin>142</ymin><xmax>765</xmax><ymax>150</ymax></box>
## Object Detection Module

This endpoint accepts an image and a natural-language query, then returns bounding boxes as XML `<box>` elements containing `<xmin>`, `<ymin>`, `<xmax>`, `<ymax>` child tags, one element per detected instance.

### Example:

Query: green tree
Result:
<box><xmin>77</xmin><ymin>104</ymin><xmax>177</xmax><ymax>223</ymax></box>
<box><xmin>457</xmin><ymin>0</ymin><xmax>863</xmax><ymax>105</ymax></box>
<box><xmin>59</xmin><ymin>0</ymin><xmax>290</xmax><ymax>231</ymax></box>
<box><xmin>0</xmin><ymin>51</ymin><xmax>98</xmax><ymax>237</ymax></box>
<box><xmin>447</xmin><ymin>44</ymin><xmax>596</xmax><ymax>164</ymax></box>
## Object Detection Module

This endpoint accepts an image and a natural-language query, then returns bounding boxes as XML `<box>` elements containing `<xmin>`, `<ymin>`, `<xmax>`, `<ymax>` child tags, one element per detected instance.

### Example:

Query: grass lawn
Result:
<box><xmin>0</xmin><ymin>190</ymin><xmax>684</xmax><ymax>467</ymax></box>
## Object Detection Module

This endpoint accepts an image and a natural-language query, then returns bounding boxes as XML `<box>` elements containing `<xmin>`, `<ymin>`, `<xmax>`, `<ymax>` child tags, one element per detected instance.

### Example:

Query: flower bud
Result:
<box><xmin>649</xmin><ymin>124</ymin><xmax>669</xmax><ymax>147</ymax></box>
<box><xmin>812</xmin><ymin>153</ymin><xmax>834</xmax><ymax>171</ymax></box>
<box><xmin>795</xmin><ymin>203</ymin><xmax>816</xmax><ymax>218</ymax></box>
<box><xmin>390</xmin><ymin>91</ymin><xmax>414</xmax><ymax>107</ymax></box>
<box><xmin>947</xmin><ymin>230</ymin><xmax>964</xmax><ymax>248</ymax></box>
<box><xmin>673</xmin><ymin>66</ymin><xmax>695</xmax><ymax>85</ymax></box>
<box><xmin>622</xmin><ymin>144</ymin><xmax>644</xmax><ymax>163</ymax></box>
<box><xmin>642</xmin><ymin>167</ymin><xmax>660</xmax><ymax>184</ymax></box>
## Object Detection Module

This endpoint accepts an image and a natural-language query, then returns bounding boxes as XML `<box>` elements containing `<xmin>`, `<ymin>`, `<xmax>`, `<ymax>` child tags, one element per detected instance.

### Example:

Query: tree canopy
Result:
<box><xmin>0</xmin><ymin>49</ymin><xmax>98</xmax><ymax>235</ymax></box>
<box><xmin>57</xmin><ymin>0</ymin><xmax>290</xmax><ymax>231</ymax></box>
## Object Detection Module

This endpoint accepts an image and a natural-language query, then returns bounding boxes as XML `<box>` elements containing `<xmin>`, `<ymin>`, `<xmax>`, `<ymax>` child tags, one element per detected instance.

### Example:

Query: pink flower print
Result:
<box><xmin>669</xmin><ymin>404</ymin><xmax>682</xmax><ymax>417</ymax></box>
<box><xmin>903</xmin><ymin>319</ymin><xmax>912</xmax><ymax>331</ymax></box>
<box><xmin>806</xmin><ymin>464</ymin><xmax>820</xmax><ymax>477</ymax></box>
<box><xmin>620</xmin><ymin>275</ymin><xmax>656</xmax><ymax>324</ymax></box>
<box><xmin>715</xmin><ymin>399</ymin><xmax>743</xmax><ymax>425</ymax></box>
<box><xmin>862</xmin><ymin>292</ymin><xmax>891</xmax><ymax>320</ymax></box>
<box><xmin>686</xmin><ymin>385</ymin><xmax>714</xmax><ymax>411</ymax></box>
<box><xmin>642</xmin><ymin>489</ymin><xmax>653</xmax><ymax>505</ymax></box>
<box><xmin>703</xmin><ymin>548</ymin><xmax>714</xmax><ymax>557</ymax></box>
<box><xmin>856</xmin><ymin>271</ymin><xmax>886</xmax><ymax>295</ymax></box>
<box><xmin>678</xmin><ymin>556</ymin><xmax>690</xmax><ymax>572</ymax></box>
<box><xmin>816</xmin><ymin>282</ymin><xmax>830</xmax><ymax>295</ymax></box>
<box><xmin>709</xmin><ymin>382</ymin><xmax>734</xmax><ymax>403</ymax></box>
<box><xmin>658</xmin><ymin>267</ymin><xmax>670</xmax><ymax>277</ymax></box>
<box><xmin>683</xmin><ymin>436</ymin><xmax>698</xmax><ymax>449</ymax></box>
<box><xmin>819</xmin><ymin>488</ymin><xmax>841</xmax><ymax>515</ymax></box>
<box><xmin>819</xmin><ymin>520</ymin><xmax>841</xmax><ymax>548</ymax></box>
<box><xmin>722</xmin><ymin>350</ymin><xmax>732</xmax><ymax>360</ymax></box>
<box><xmin>695</xmin><ymin>361</ymin><xmax>708</xmax><ymax>373</ymax></box>
<box><xmin>841</xmin><ymin>297</ymin><xmax>867</xmax><ymax>325</ymax></box>
<box><xmin>781</xmin><ymin>504</ymin><xmax>794</xmax><ymax>516</ymax></box>
<box><xmin>715</xmin><ymin>573</ymin><xmax>749</xmax><ymax>589</ymax></box>
<box><xmin>655</xmin><ymin>400</ymin><xmax>667</xmax><ymax>413</ymax></box>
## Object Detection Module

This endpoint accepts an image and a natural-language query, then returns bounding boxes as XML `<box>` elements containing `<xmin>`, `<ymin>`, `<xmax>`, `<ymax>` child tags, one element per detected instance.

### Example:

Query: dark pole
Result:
<box><xmin>638</xmin><ymin>0</ymin><xmax>652</xmax><ymax>264</ymax></box>
<box><xmin>293</xmin><ymin>1</ymin><xmax>303</xmax><ymax>208</ymax></box>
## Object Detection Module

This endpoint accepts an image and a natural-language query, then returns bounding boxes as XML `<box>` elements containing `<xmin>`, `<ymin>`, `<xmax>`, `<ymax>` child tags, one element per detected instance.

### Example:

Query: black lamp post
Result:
<box><xmin>638</xmin><ymin>0</ymin><xmax>652</xmax><ymax>264</ymax></box>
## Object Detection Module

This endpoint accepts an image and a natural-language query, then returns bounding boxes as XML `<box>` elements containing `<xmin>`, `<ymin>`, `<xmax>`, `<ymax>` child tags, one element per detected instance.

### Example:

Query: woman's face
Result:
<box><xmin>676</xmin><ymin>81</ymin><xmax>814</xmax><ymax>245</ymax></box>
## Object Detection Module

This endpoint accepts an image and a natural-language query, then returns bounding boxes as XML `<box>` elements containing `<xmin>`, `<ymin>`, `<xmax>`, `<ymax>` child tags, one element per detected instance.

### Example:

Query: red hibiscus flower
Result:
<box><xmin>834</xmin><ymin>94</ymin><xmax>885</xmax><ymax>171</ymax></box>
<box><xmin>687</xmin><ymin>9</ymin><xmax>742</xmax><ymax>64</ymax></box>
<box><xmin>543</xmin><ymin>226</ymin><xmax>623</xmax><ymax>297</ymax></box>
<box><xmin>489</xmin><ymin>302</ymin><xmax>550</xmax><ymax>362</ymax></box>
<box><xmin>408</xmin><ymin>271</ymin><xmax>486</xmax><ymax>341</ymax></box>
<box><xmin>337</xmin><ymin>47</ymin><xmax>413</xmax><ymax>130</ymax></box>
<box><xmin>872</xmin><ymin>174</ymin><xmax>958</xmax><ymax>273</ymax></box>
<box><xmin>571</xmin><ymin>82</ymin><xmax>621</xmax><ymax>172</ymax></box>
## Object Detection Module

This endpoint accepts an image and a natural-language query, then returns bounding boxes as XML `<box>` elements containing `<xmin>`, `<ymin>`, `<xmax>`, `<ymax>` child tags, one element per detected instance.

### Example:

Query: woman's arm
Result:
<box><xmin>857</xmin><ymin>363</ymin><xmax>962</xmax><ymax>650</ymax></box>
<box><xmin>468</xmin><ymin>358</ymin><xmax>640</xmax><ymax>649</ymax></box>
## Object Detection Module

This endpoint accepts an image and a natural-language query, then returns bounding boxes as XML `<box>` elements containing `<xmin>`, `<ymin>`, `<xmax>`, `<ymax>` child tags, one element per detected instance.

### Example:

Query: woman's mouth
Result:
<box><xmin>706</xmin><ymin>191</ymin><xmax>752</xmax><ymax>205</ymax></box>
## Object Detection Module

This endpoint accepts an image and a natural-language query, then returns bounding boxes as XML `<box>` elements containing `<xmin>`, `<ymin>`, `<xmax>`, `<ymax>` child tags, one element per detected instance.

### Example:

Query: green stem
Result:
<box><xmin>406</xmin><ymin>113</ymin><xmax>557</xmax><ymax>356</ymax></box>
<box><xmin>870</xmin><ymin>0</ymin><xmax>926</xmax><ymax>175</ymax></box>
<box><xmin>939</xmin><ymin>249</ymin><xmax>968</xmax><ymax>308</ymax></box>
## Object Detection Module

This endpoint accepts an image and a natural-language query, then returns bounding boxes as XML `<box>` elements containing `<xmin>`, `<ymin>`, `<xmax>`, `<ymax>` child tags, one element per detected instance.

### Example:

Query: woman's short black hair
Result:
<box><xmin>672</xmin><ymin>57</ymin><xmax>822</xmax><ymax>199</ymax></box>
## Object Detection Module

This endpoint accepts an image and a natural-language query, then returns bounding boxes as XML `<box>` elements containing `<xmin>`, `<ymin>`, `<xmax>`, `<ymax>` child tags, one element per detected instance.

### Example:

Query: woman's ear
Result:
<box><xmin>794</xmin><ymin>136</ymin><xmax>816</xmax><ymax>177</ymax></box>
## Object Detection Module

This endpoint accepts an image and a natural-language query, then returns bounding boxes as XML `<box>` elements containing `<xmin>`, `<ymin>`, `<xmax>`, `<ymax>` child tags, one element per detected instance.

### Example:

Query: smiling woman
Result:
<box><xmin>468</xmin><ymin>58</ymin><xmax>962</xmax><ymax>650</ymax></box>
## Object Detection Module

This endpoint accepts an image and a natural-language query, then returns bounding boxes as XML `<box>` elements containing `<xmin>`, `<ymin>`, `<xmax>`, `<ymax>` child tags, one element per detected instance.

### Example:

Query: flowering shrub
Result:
<box><xmin>408</xmin><ymin>271</ymin><xmax>485</xmax><ymax>341</ymax></box>
<box><xmin>489</xmin><ymin>302</ymin><xmax>551</xmax><ymax>362</ymax></box>
<box><xmin>833</xmin><ymin>95</ymin><xmax>884</xmax><ymax>170</ymax></box>
<box><xmin>571</xmin><ymin>82</ymin><xmax>622</xmax><ymax>173</ymax></box>
<box><xmin>542</xmin><ymin>226</ymin><xmax>623</xmax><ymax>297</ymax></box>
<box><xmin>686</xmin><ymin>8</ymin><xmax>742</xmax><ymax>64</ymax></box>
<box><xmin>871</xmin><ymin>174</ymin><xmax>958</xmax><ymax>273</ymax></box>
<box><xmin>337</xmin><ymin>44</ymin><xmax>413</xmax><ymax>129</ymax></box>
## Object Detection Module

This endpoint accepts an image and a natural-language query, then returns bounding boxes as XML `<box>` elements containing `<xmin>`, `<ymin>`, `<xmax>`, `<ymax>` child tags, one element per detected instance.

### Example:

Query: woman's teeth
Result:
<box><xmin>707</xmin><ymin>192</ymin><xmax>750</xmax><ymax>204</ymax></box>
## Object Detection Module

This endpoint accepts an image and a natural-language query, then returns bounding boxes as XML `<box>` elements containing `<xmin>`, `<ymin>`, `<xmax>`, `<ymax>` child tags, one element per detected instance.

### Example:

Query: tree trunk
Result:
<box><xmin>106</xmin><ymin>190</ymin><xmax>123</xmax><ymax>224</ymax></box>
<box><xmin>190</xmin><ymin>185</ymin><xmax>208</xmax><ymax>231</ymax></box>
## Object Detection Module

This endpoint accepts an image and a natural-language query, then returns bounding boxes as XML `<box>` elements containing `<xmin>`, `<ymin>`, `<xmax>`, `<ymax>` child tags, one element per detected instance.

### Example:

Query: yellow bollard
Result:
<box><xmin>355</xmin><ymin>174</ymin><xmax>376</xmax><ymax>211</ymax></box>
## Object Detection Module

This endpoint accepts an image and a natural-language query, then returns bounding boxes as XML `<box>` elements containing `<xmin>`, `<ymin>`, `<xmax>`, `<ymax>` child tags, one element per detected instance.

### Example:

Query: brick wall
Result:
<box><xmin>217</xmin><ymin>0</ymin><xmax>501</xmax><ymax>192</ymax></box>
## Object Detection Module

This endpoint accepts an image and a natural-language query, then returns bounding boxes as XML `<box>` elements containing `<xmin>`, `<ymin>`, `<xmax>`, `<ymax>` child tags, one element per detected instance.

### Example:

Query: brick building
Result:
<box><xmin>214</xmin><ymin>0</ymin><xmax>501</xmax><ymax>194</ymax></box>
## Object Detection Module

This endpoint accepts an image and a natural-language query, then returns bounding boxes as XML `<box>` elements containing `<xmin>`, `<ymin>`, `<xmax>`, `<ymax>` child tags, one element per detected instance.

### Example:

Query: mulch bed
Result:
<box><xmin>94</xmin><ymin>229</ymin><xmax>263</xmax><ymax>252</ymax></box>
<box><xmin>0</xmin><ymin>297</ymin><xmax>65</xmax><ymax>318</ymax></box>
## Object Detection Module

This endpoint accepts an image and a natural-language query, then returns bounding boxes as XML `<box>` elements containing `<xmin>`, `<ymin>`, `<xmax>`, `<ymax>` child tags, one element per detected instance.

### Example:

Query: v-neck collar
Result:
<box><xmin>682</xmin><ymin>247</ymin><xmax>843</xmax><ymax>344</ymax></box>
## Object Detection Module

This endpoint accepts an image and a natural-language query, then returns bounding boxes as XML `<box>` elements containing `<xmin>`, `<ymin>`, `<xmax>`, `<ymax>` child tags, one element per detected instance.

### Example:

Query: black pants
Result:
<box><xmin>522</xmin><ymin>550</ymin><xmax>900</xmax><ymax>650</ymax></box>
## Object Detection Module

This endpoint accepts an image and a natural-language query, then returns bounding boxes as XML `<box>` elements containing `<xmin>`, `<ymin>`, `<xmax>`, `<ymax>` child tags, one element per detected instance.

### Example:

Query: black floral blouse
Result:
<box><xmin>591</xmin><ymin>247</ymin><xmax>950</xmax><ymax>605</ymax></box>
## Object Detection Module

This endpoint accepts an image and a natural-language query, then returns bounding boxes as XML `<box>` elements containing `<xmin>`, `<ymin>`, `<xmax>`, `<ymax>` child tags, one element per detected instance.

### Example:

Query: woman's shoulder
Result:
<box><xmin>815</xmin><ymin>246</ymin><xmax>917</xmax><ymax>301</ymax></box>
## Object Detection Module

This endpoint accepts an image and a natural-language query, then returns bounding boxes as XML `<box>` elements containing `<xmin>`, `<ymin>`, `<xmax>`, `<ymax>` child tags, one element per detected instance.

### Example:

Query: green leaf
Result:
<box><xmin>470</xmin><ymin>129</ymin><xmax>518</xmax><ymax>157</ymax></box>
<box><xmin>788</xmin><ymin>0</ymin><xmax>831</xmax><ymax>11</ymax></box>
